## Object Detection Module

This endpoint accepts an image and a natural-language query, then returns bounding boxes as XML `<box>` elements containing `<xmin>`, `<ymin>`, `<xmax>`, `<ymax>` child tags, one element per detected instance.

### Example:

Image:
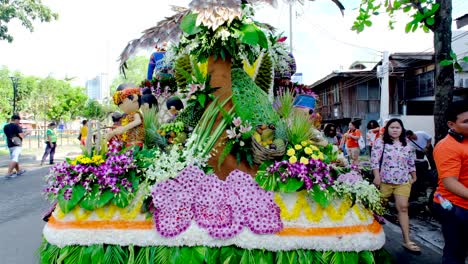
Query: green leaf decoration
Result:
<box><xmin>80</xmin><ymin>185</ymin><xmax>114</xmax><ymax>211</ymax></box>
<box><xmin>112</xmin><ymin>187</ymin><xmax>132</xmax><ymax>208</ymax></box>
<box><xmin>463</xmin><ymin>56</ymin><xmax>468</xmax><ymax>62</ymax></box>
<box><xmin>231</xmin><ymin>68</ymin><xmax>279</xmax><ymax>127</ymax></box>
<box><xmin>205</xmin><ymin>247</ymin><xmax>221</xmax><ymax>264</ymax></box>
<box><xmin>103</xmin><ymin>245</ymin><xmax>127</xmax><ymax>264</ymax></box>
<box><xmin>57</xmin><ymin>185</ymin><xmax>86</xmax><ymax>214</ymax></box>
<box><xmin>254</xmin><ymin>52</ymin><xmax>274</xmax><ymax>93</ymax></box>
<box><xmin>175</xmin><ymin>247</ymin><xmax>206</xmax><ymax>264</ymax></box>
<box><xmin>310</xmin><ymin>185</ymin><xmax>331</xmax><ymax>208</ymax></box>
<box><xmin>180</xmin><ymin>13</ymin><xmax>202</xmax><ymax>35</ymax></box>
<box><xmin>359</xmin><ymin>251</ymin><xmax>375</xmax><ymax>264</ymax></box>
<box><xmin>91</xmin><ymin>245</ymin><xmax>104</xmax><ymax>264</ymax></box>
<box><xmin>240</xmin><ymin>23</ymin><xmax>260</xmax><ymax>46</ymax></box>
<box><xmin>218</xmin><ymin>140</ymin><xmax>235</xmax><ymax>169</ymax></box>
<box><xmin>198</xmin><ymin>93</ymin><xmax>206</xmax><ymax>107</ymax></box>
<box><xmin>220</xmin><ymin>247</ymin><xmax>240</xmax><ymax>264</ymax></box>
<box><xmin>39</xmin><ymin>240</ymin><xmax>393</xmax><ymax>264</ymax></box>
<box><xmin>277</xmin><ymin>177</ymin><xmax>304</xmax><ymax>193</ymax></box>
<box><xmin>276</xmin><ymin>250</ymin><xmax>297</xmax><ymax>264</ymax></box>
<box><xmin>256</xmin><ymin>28</ymin><xmax>269</xmax><ymax>49</ymax></box>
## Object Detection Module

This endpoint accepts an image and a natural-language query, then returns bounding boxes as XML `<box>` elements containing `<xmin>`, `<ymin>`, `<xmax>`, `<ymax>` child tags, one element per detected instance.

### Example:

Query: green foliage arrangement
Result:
<box><xmin>286</xmin><ymin>110</ymin><xmax>314</xmax><ymax>145</ymax></box>
<box><xmin>178</xmin><ymin>7</ymin><xmax>269</xmax><ymax>64</ymax></box>
<box><xmin>142</xmin><ymin>107</ymin><xmax>167</xmax><ymax>150</ymax></box>
<box><xmin>39</xmin><ymin>240</ymin><xmax>393</xmax><ymax>264</ymax></box>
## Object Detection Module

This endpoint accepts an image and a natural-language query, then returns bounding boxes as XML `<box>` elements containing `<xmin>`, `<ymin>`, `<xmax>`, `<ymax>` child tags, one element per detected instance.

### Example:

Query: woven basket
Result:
<box><xmin>251</xmin><ymin>137</ymin><xmax>287</xmax><ymax>164</ymax></box>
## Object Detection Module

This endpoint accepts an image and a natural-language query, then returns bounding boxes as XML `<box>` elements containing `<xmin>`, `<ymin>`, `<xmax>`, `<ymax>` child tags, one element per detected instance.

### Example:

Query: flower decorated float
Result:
<box><xmin>40</xmin><ymin>1</ymin><xmax>391</xmax><ymax>263</ymax></box>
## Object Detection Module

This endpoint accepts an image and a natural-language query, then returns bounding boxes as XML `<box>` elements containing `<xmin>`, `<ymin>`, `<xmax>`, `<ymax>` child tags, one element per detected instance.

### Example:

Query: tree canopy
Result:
<box><xmin>0</xmin><ymin>0</ymin><xmax>58</xmax><ymax>42</ymax></box>
<box><xmin>0</xmin><ymin>66</ymin><xmax>88</xmax><ymax>122</ymax></box>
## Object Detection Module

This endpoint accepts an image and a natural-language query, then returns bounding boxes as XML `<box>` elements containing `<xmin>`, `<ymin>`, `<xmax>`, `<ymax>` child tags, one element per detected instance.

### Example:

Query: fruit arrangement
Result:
<box><xmin>158</xmin><ymin>122</ymin><xmax>187</xmax><ymax>144</ymax></box>
<box><xmin>253</xmin><ymin>124</ymin><xmax>285</xmax><ymax>151</ymax></box>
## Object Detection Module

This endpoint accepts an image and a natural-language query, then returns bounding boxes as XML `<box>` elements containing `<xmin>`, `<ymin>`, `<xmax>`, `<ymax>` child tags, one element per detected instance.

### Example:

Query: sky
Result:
<box><xmin>0</xmin><ymin>0</ymin><xmax>466</xmax><ymax>87</ymax></box>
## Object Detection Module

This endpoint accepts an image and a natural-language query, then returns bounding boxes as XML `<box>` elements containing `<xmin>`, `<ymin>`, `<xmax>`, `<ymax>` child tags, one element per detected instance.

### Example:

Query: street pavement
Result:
<box><xmin>0</xmin><ymin>146</ymin><xmax>454</xmax><ymax>264</ymax></box>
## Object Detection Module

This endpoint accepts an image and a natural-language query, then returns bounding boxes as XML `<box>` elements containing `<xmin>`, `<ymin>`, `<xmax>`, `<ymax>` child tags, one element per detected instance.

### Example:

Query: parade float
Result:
<box><xmin>40</xmin><ymin>1</ymin><xmax>391</xmax><ymax>263</ymax></box>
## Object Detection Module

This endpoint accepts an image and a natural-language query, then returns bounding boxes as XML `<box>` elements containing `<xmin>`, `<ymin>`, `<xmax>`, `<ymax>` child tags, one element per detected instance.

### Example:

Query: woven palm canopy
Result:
<box><xmin>118</xmin><ymin>0</ymin><xmax>344</xmax><ymax>71</ymax></box>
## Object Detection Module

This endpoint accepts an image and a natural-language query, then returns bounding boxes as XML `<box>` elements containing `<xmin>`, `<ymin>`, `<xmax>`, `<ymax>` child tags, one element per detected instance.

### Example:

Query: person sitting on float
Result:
<box><xmin>106</xmin><ymin>85</ymin><xmax>145</xmax><ymax>148</ymax></box>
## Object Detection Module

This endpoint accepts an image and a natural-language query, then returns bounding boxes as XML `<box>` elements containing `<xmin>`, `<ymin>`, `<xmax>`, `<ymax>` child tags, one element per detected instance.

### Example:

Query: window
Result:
<box><xmin>357</xmin><ymin>80</ymin><xmax>380</xmax><ymax>100</ymax></box>
<box><xmin>333</xmin><ymin>84</ymin><xmax>340</xmax><ymax>103</ymax></box>
<box><xmin>404</xmin><ymin>71</ymin><xmax>435</xmax><ymax>98</ymax></box>
<box><xmin>322</xmin><ymin>88</ymin><xmax>329</xmax><ymax>106</ymax></box>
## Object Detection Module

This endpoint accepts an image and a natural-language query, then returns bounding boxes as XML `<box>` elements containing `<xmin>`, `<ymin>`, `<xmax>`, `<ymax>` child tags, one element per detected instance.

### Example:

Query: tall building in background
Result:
<box><xmin>85</xmin><ymin>73</ymin><xmax>109</xmax><ymax>103</ymax></box>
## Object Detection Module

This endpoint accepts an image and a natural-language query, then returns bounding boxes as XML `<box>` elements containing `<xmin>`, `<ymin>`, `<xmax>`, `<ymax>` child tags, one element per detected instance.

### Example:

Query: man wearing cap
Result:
<box><xmin>3</xmin><ymin>114</ymin><xmax>26</xmax><ymax>177</ymax></box>
<box><xmin>41</xmin><ymin>122</ymin><xmax>57</xmax><ymax>165</ymax></box>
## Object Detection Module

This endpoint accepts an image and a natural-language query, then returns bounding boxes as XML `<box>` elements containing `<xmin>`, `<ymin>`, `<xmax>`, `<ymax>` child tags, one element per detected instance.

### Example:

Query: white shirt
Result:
<box><xmin>409</xmin><ymin>131</ymin><xmax>432</xmax><ymax>151</ymax></box>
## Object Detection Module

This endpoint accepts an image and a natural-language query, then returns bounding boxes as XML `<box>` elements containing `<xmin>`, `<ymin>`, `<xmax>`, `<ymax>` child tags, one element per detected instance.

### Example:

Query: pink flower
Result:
<box><xmin>226</xmin><ymin>127</ymin><xmax>238</xmax><ymax>139</ymax></box>
<box><xmin>232</xmin><ymin>117</ymin><xmax>242</xmax><ymax>127</ymax></box>
<box><xmin>239</xmin><ymin>123</ymin><xmax>252</xmax><ymax>134</ymax></box>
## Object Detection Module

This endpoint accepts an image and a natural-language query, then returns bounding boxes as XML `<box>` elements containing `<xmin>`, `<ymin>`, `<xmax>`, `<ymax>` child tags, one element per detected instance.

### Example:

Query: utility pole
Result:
<box><xmin>9</xmin><ymin>76</ymin><xmax>19</xmax><ymax>114</ymax></box>
<box><xmin>289</xmin><ymin>3</ymin><xmax>293</xmax><ymax>52</ymax></box>
<box><xmin>379</xmin><ymin>51</ymin><xmax>390</xmax><ymax>123</ymax></box>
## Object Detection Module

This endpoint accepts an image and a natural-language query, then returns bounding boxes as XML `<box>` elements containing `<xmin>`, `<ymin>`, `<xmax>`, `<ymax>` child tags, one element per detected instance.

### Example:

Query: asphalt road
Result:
<box><xmin>0</xmin><ymin>167</ymin><xmax>449</xmax><ymax>264</ymax></box>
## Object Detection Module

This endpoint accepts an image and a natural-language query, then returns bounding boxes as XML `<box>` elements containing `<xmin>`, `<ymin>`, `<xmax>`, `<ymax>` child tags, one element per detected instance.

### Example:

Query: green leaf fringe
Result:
<box><xmin>39</xmin><ymin>240</ymin><xmax>393</xmax><ymax>264</ymax></box>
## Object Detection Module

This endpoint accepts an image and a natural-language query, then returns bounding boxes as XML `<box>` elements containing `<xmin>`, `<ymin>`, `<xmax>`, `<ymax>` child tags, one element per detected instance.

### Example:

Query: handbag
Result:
<box><xmin>358</xmin><ymin>136</ymin><xmax>365</xmax><ymax>150</ymax></box>
<box><xmin>77</xmin><ymin>133</ymin><xmax>82</xmax><ymax>141</ymax></box>
<box><xmin>11</xmin><ymin>136</ymin><xmax>22</xmax><ymax>146</ymax></box>
<box><xmin>379</xmin><ymin>143</ymin><xmax>385</xmax><ymax>172</ymax></box>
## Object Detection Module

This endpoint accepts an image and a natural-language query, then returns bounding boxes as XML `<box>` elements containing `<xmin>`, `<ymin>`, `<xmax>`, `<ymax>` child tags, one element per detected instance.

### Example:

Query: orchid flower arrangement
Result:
<box><xmin>44</xmin><ymin>145</ymin><xmax>138</xmax><ymax>213</ymax></box>
<box><xmin>218</xmin><ymin>117</ymin><xmax>254</xmax><ymax>168</ymax></box>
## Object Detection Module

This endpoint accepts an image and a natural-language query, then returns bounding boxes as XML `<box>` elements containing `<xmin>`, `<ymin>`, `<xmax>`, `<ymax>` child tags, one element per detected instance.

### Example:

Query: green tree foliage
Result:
<box><xmin>110</xmin><ymin>56</ymin><xmax>149</xmax><ymax>94</ymax></box>
<box><xmin>0</xmin><ymin>0</ymin><xmax>58</xmax><ymax>42</ymax></box>
<box><xmin>0</xmin><ymin>66</ymin><xmax>88</xmax><ymax>122</ymax></box>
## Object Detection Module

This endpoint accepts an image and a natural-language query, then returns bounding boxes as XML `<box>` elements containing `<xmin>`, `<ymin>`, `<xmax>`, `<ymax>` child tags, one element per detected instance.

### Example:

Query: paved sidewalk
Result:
<box><xmin>0</xmin><ymin>145</ymin><xmax>82</xmax><ymax>176</ymax></box>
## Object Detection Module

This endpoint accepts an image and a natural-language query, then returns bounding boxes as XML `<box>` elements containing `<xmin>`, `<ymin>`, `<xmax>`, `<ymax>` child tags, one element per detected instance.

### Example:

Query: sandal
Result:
<box><xmin>402</xmin><ymin>241</ymin><xmax>421</xmax><ymax>255</ymax></box>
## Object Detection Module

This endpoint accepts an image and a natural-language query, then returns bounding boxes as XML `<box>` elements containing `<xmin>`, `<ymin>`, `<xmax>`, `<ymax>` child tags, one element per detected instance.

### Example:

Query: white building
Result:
<box><xmin>85</xmin><ymin>73</ymin><xmax>110</xmax><ymax>103</ymax></box>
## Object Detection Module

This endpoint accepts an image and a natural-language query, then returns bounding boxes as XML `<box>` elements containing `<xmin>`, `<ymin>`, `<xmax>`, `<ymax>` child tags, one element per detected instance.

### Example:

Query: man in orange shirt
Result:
<box><xmin>433</xmin><ymin>100</ymin><xmax>468</xmax><ymax>264</ymax></box>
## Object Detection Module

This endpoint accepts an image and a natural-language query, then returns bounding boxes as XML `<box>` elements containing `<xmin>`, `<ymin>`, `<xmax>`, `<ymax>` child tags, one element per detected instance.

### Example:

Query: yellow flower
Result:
<box><xmin>289</xmin><ymin>156</ymin><xmax>297</xmax><ymax>163</ymax></box>
<box><xmin>301</xmin><ymin>141</ymin><xmax>308</xmax><ymax>147</ymax></box>
<box><xmin>309</xmin><ymin>145</ymin><xmax>319</xmax><ymax>151</ymax></box>
<box><xmin>294</xmin><ymin>144</ymin><xmax>302</xmax><ymax>150</ymax></box>
<box><xmin>311</xmin><ymin>154</ymin><xmax>319</xmax><ymax>160</ymax></box>
<box><xmin>318</xmin><ymin>152</ymin><xmax>325</xmax><ymax>160</ymax></box>
<box><xmin>287</xmin><ymin>149</ymin><xmax>295</xmax><ymax>156</ymax></box>
<box><xmin>304</xmin><ymin>147</ymin><xmax>312</xmax><ymax>155</ymax></box>
<box><xmin>300</xmin><ymin>157</ymin><xmax>309</xmax><ymax>165</ymax></box>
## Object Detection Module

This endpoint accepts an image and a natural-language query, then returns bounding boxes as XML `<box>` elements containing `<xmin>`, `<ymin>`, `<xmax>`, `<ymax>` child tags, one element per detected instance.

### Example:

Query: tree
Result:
<box><xmin>110</xmin><ymin>56</ymin><xmax>149</xmax><ymax>94</ymax></box>
<box><xmin>352</xmin><ymin>0</ymin><xmax>454</xmax><ymax>143</ymax></box>
<box><xmin>0</xmin><ymin>0</ymin><xmax>58</xmax><ymax>42</ymax></box>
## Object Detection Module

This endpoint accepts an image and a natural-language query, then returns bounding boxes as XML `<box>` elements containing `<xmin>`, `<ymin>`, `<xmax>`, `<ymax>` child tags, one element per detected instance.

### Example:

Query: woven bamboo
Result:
<box><xmin>251</xmin><ymin>137</ymin><xmax>286</xmax><ymax>164</ymax></box>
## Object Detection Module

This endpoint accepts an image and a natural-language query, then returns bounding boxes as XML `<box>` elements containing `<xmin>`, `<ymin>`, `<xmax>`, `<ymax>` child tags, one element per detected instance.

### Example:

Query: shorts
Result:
<box><xmin>9</xmin><ymin>146</ymin><xmax>22</xmax><ymax>163</ymax></box>
<box><xmin>380</xmin><ymin>182</ymin><xmax>412</xmax><ymax>198</ymax></box>
<box><xmin>347</xmin><ymin>147</ymin><xmax>360</xmax><ymax>160</ymax></box>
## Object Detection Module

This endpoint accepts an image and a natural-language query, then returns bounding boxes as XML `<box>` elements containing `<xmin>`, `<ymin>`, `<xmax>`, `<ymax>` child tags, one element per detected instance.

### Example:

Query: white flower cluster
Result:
<box><xmin>333</xmin><ymin>180</ymin><xmax>383</xmax><ymax>215</ymax></box>
<box><xmin>145</xmin><ymin>136</ymin><xmax>209</xmax><ymax>183</ymax></box>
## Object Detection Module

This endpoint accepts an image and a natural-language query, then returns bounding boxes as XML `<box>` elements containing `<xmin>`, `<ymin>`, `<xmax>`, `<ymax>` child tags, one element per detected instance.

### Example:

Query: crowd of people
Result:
<box><xmin>320</xmin><ymin>100</ymin><xmax>468</xmax><ymax>261</ymax></box>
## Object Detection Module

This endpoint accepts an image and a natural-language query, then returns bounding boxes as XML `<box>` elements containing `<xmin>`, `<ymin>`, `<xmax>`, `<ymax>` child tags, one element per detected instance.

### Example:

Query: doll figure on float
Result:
<box><xmin>106</xmin><ymin>85</ymin><xmax>145</xmax><ymax>148</ymax></box>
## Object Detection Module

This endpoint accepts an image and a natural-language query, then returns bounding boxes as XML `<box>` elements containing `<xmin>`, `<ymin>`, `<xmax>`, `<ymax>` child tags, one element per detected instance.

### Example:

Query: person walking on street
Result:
<box><xmin>406</xmin><ymin>130</ymin><xmax>436</xmax><ymax>170</ymax></box>
<box><xmin>343</xmin><ymin>120</ymin><xmax>361</xmax><ymax>165</ymax></box>
<box><xmin>3</xmin><ymin>114</ymin><xmax>26</xmax><ymax>177</ymax></box>
<box><xmin>366</xmin><ymin>120</ymin><xmax>380</xmax><ymax>157</ymax></box>
<box><xmin>432</xmin><ymin>100</ymin><xmax>468</xmax><ymax>264</ymax></box>
<box><xmin>80</xmin><ymin>120</ymin><xmax>88</xmax><ymax>146</ymax></box>
<box><xmin>41</xmin><ymin>122</ymin><xmax>57</xmax><ymax>166</ymax></box>
<box><xmin>371</xmin><ymin>118</ymin><xmax>420</xmax><ymax>254</ymax></box>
